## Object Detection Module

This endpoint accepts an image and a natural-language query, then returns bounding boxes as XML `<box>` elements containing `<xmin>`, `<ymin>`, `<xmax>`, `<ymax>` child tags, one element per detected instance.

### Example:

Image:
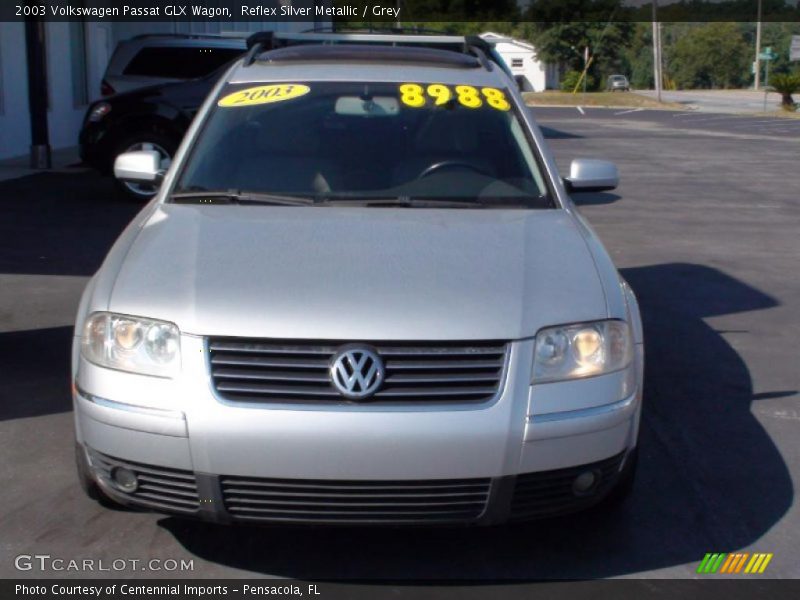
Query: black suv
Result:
<box><xmin>80</xmin><ymin>72</ymin><xmax>222</xmax><ymax>201</ymax></box>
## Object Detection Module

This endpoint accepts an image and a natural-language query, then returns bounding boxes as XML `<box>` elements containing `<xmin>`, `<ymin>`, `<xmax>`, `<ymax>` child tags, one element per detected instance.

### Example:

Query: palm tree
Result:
<box><xmin>769</xmin><ymin>73</ymin><xmax>800</xmax><ymax>110</ymax></box>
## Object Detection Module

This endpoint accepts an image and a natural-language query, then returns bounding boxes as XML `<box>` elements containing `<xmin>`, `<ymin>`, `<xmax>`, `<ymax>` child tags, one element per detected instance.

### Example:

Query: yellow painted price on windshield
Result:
<box><xmin>398</xmin><ymin>84</ymin><xmax>510</xmax><ymax>111</ymax></box>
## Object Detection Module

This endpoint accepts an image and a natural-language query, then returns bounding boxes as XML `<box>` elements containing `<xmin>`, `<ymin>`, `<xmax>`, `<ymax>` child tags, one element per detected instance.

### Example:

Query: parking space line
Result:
<box><xmin>577</xmin><ymin>106</ymin><xmax>585</xmax><ymax>115</ymax></box>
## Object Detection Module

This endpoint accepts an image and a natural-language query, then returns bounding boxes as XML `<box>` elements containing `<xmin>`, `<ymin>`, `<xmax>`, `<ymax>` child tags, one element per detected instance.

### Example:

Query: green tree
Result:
<box><xmin>517</xmin><ymin>1</ymin><xmax>634</xmax><ymax>90</ymax></box>
<box><xmin>626</xmin><ymin>22</ymin><xmax>654</xmax><ymax>89</ymax></box>
<box><xmin>668</xmin><ymin>23</ymin><xmax>750</xmax><ymax>89</ymax></box>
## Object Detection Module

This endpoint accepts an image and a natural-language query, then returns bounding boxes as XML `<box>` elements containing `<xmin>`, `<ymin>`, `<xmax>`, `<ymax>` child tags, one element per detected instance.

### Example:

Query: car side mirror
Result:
<box><xmin>564</xmin><ymin>159</ymin><xmax>619</xmax><ymax>193</ymax></box>
<box><xmin>114</xmin><ymin>151</ymin><xmax>162</xmax><ymax>183</ymax></box>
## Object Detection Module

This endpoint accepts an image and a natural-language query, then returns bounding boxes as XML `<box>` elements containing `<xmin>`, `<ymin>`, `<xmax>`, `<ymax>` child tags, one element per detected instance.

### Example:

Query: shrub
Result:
<box><xmin>560</xmin><ymin>70</ymin><xmax>596</xmax><ymax>93</ymax></box>
<box><xmin>769</xmin><ymin>73</ymin><xmax>800</xmax><ymax>111</ymax></box>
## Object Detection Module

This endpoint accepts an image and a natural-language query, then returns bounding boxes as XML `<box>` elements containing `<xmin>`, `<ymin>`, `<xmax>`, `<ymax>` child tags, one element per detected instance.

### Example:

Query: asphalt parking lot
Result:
<box><xmin>635</xmin><ymin>89</ymin><xmax>786</xmax><ymax>114</ymax></box>
<box><xmin>1</xmin><ymin>108</ymin><xmax>798</xmax><ymax>579</ymax></box>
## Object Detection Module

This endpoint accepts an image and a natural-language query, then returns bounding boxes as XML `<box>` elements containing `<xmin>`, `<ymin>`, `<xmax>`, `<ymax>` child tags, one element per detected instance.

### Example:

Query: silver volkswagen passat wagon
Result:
<box><xmin>73</xmin><ymin>32</ymin><xmax>644</xmax><ymax>525</ymax></box>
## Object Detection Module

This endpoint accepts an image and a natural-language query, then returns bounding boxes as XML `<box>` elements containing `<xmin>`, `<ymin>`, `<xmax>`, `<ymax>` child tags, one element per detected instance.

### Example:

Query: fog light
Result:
<box><xmin>110</xmin><ymin>467</ymin><xmax>138</xmax><ymax>493</ymax></box>
<box><xmin>572</xmin><ymin>470</ymin><xmax>599</xmax><ymax>495</ymax></box>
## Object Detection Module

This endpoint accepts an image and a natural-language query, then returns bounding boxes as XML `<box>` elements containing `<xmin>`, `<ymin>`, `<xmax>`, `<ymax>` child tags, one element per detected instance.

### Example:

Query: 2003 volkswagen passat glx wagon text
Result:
<box><xmin>73</xmin><ymin>32</ymin><xmax>644</xmax><ymax>525</ymax></box>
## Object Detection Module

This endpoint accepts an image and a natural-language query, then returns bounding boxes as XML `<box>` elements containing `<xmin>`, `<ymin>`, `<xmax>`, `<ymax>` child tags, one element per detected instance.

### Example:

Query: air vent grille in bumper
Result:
<box><xmin>208</xmin><ymin>338</ymin><xmax>508</xmax><ymax>404</ymax></box>
<box><xmin>89</xmin><ymin>450</ymin><xmax>200</xmax><ymax>514</ymax></box>
<box><xmin>509</xmin><ymin>452</ymin><xmax>626</xmax><ymax>520</ymax></box>
<box><xmin>220</xmin><ymin>475</ymin><xmax>492</xmax><ymax>523</ymax></box>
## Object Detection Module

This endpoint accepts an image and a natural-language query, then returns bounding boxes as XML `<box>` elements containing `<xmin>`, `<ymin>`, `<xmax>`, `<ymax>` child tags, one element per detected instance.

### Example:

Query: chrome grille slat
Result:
<box><xmin>209</xmin><ymin>342</ymin><xmax>337</xmax><ymax>354</ymax></box>
<box><xmin>221</xmin><ymin>475</ymin><xmax>491</xmax><ymax>523</ymax></box>
<box><xmin>90</xmin><ymin>454</ymin><xmax>196</xmax><ymax>482</ymax></box>
<box><xmin>137</xmin><ymin>483</ymin><xmax>201</xmax><ymax>499</ymax></box>
<box><xmin>385</xmin><ymin>371</ymin><xmax>500</xmax><ymax>383</ymax></box>
<box><xmin>373</xmin><ymin>345</ymin><xmax>506</xmax><ymax>356</ymax></box>
<box><xmin>217</xmin><ymin>382</ymin><xmax>340</xmax><ymax>396</ymax></box>
<box><xmin>219</xmin><ymin>478</ymin><xmax>488</xmax><ymax>491</ymax></box>
<box><xmin>211</xmin><ymin>355</ymin><xmax>330</xmax><ymax>369</ymax></box>
<box><xmin>136</xmin><ymin>474</ymin><xmax>198</xmax><ymax>490</ymax></box>
<box><xmin>374</xmin><ymin>386</ymin><xmax>498</xmax><ymax>397</ymax></box>
<box><xmin>227</xmin><ymin>497</ymin><xmax>487</xmax><ymax>508</ymax></box>
<box><xmin>213</xmin><ymin>368</ymin><xmax>330</xmax><ymax>383</ymax></box>
<box><xmin>230</xmin><ymin>507</ymin><xmax>484</xmax><ymax>523</ymax></box>
<box><xmin>221</xmin><ymin>489</ymin><xmax>489</xmax><ymax>500</ymax></box>
<box><xmin>209</xmin><ymin>337</ymin><xmax>508</xmax><ymax>405</ymax></box>
<box><xmin>384</xmin><ymin>359</ymin><xmax>503</xmax><ymax>370</ymax></box>
<box><xmin>135</xmin><ymin>491</ymin><xmax>201</xmax><ymax>508</ymax></box>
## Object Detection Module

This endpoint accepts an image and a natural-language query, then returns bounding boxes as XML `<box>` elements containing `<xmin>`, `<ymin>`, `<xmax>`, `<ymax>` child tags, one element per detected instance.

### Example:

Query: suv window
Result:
<box><xmin>122</xmin><ymin>46</ymin><xmax>244</xmax><ymax>79</ymax></box>
<box><xmin>175</xmin><ymin>81</ymin><xmax>551</xmax><ymax>207</ymax></box>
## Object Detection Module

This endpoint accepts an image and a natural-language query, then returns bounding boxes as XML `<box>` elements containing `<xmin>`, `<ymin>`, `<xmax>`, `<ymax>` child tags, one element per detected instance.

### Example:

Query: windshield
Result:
<box><xmin>173</xmin><ymin>81</ymin><xmax>552</xmax><ymax>207</ymax></box>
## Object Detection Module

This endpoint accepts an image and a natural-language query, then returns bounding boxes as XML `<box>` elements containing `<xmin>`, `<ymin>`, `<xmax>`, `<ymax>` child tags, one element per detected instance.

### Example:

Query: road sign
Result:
<box><xmin>759</xmin><ymin>46</ymin><xmax>778</xmax><ymax>61</ymax></box>
<box><xmin>791</xmin><ymin>36</ymin><xmax>800</xmax><ymax>61</ymax></box>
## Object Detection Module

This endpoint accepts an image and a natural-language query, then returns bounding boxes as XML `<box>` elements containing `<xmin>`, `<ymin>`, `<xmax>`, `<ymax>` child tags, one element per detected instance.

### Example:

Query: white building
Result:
<box><xmin>480</xmin><ymin>32</ymin><xmax>559</xmax><ymax>92</ymax></box>
<box><xmin>0</xmin><ymin>20</ymin><xmax>315</xmax><ymax>162</ymax></box>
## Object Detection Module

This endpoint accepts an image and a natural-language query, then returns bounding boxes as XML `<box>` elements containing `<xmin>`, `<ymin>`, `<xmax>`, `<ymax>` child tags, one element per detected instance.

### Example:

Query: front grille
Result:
<box><xmin>220</xmin><ymin>475</ymin><xmax>492</xmax><ymax>523</ymax></box>
<box><xmin>208</xmin><ymin>338</ymin><xmax>508</xmax><ymax>404</ymax></box>
<box><xmin>88</xmin><ymin>450</ymin><xmax>200</xmax><ymax>514</ymax></box>
<box><xmin>509</xmin><ymin>452</ymin><xmax>626</xmax><ymax>520</ymax></box>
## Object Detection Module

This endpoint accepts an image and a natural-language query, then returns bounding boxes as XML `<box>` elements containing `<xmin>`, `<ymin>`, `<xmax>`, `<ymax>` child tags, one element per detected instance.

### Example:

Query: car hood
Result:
<box><xmin>108</xmin><ymin>205</ymin><xmax>608</xmax><ymax>340</ymax></box>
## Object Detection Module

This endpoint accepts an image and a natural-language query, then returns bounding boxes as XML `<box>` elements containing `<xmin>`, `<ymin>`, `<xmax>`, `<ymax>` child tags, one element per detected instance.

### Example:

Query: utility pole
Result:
<box><xmin>652</xmin><ymin>0</ymin><xmax>662</xmax><ymax>102</ymax></box>
<box><xmin>582</xmin><ymin>46</ymin><xmax>589</xmax><ymax>103</ymax></box>
<box><xmin>754</xmin><ymin>0</ymin><xmax>762</xmax><ymax>90</ymax></box>
<box><xmin>24</xmin><ymin>16</ymin><xmax>51</xmax><ymax>169</ymax></box>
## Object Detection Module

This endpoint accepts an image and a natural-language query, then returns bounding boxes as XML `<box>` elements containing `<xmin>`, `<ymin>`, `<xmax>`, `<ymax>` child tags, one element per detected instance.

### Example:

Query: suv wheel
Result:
<box><xmin>113</xmin><ymin>133</ymin><xmax>177</xmax><ymax>202</ymax></box>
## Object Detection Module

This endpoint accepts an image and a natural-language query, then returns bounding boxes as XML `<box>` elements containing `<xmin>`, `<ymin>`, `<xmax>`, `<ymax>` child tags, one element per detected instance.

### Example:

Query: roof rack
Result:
<box><xmin>244</xmin><ymin>31</ymin><xmax>275</xmax><ymax>65</ymax></box>
<box><xmin>301</xmin><ymin>26</ymin><xmax>450</xmax><ymax>36</ymax></box>
<box><xmin>243</xmin><ymin>31</ymin><xmax>500</xmax><ymax>72</ymax></box>
<box><xmin>129</xmin><ymin>32</ymin><xmax>248</xmax><ymax>41</ymax></box>
<box><xmin>260</xmin><ymin>45</ymin><xmax>483</xmax><ymax>69</ymax></box>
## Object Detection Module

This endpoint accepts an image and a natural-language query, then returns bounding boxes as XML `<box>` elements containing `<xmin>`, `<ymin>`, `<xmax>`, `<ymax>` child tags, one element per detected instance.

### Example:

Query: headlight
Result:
<box><xmin>81</xmin><ymin>312</ymin><xmax>181</xmax><ymax>377</ymax></box>
<box><xmin>87</xmin><ymin>102</ymin><xmax>111</xmax><ymax>122</ymax></box>
<box><xmin>532</xmin><ymin>320</ymin><xmax>632</xmax><ymax>383</ymax></box>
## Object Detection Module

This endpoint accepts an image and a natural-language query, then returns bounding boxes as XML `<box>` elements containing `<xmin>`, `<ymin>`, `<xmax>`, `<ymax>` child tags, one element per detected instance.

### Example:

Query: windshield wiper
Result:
<box><xmin>323</xmin><ymin>194</ymin><xmax>550</xmax><ymax>208</ymax></box>
<box><xmin>472</xmin><ymin>195</ymin><xmax>549</xmax><ymax>208</ymax></box>
<box><xmin>324</xmin><ymin>196</ymin><xmax>486</xmax><ymax>209</ymax></box>
<box><xmin>170</xmin><ymin>190</ymin><xmax>318</xmax><ymax>206</ymax></box>
<box><xmin>170</xmin><ymin>191</ymin><xmax>547</xmax><ymax>208</ymax></box>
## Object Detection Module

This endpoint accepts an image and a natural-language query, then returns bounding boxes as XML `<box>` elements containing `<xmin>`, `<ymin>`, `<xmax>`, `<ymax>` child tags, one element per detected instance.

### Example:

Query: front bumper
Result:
<box><xmin>74</xmin><ymin>336</ymin><xmax>642</xmax><ymax>525</ymax></box>
<box><xmin>82</xmin><ymin>443</ymin><xmax>631</xmax><ymax>525</ymax></box>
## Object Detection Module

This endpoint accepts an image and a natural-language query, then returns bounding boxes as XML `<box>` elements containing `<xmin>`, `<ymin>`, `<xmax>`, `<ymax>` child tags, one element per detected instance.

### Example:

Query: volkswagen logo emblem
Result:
<box><xmin>330</xmin><ymin>345</ymin><xmax>384</xmax><ymax>400</ymax></box>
